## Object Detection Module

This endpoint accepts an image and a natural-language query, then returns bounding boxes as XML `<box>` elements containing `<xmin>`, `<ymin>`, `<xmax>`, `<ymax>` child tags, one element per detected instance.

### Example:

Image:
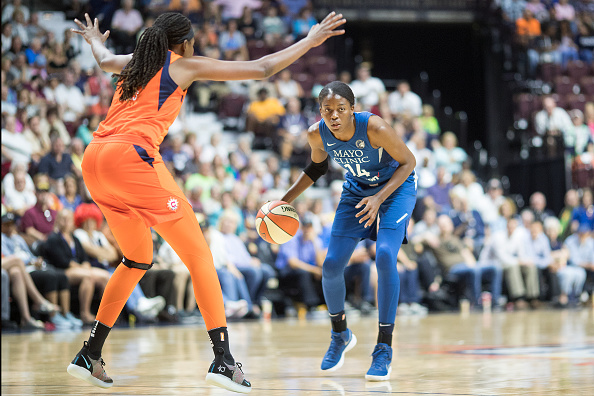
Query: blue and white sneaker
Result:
<box><xmin>365</xmin><ymin>343</ymin><xmax>392</xmax><ymax>381</ymax></box>
<box><xmin>321</xmin><ymin>329</ymin><xmax>357</xmax><ymax>371</ymax></box>
<box><xmin>64</xmin><ymin>312</ymin><xmax>83</xmax><ymax>327</ymax></box>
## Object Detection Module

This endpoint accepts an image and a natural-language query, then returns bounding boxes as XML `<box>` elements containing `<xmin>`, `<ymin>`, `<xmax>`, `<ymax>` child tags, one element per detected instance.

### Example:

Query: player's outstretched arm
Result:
<box><xmin>177</xmin><ymin>12</ymin><xmax>345</xmax><ymax>84</ymax></box>
<box><xmin>281</xmin><ymin>123</ymin><xmax>328</xmax><ymax>204</ymax></box>
<box><xmin>72</xmin><ymin>13</ymin><xmax>132</xmax><ymax>73</ymax></box>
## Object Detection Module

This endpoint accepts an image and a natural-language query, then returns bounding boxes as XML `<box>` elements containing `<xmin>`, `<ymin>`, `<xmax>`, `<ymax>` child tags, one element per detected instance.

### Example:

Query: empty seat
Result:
<box><xmin>307</xmin><ymin>56</ymin><xmax>337</xmax><ymax>75</ymax></box>
<box><xmin>567</xmin><ymin>60</ymin><xmax>589</xmax><ymax>81</ymax></box>
<box><xmin>294</xmin><ymin>73</ymin><xmax>315</xmax><ymax>95</ymax></box>
<box><xmin>539</xmin><ymin>62</ymin><xmax>562</xmax><ymax>83</ymax></box>
<box><xmin>247</xmin><ymin>40</ymin><xmax>270</xmax><ymax>60</ymax></box>
<box><xmin>554</xmin><ymin>76</ymin><xmax>574</xmax><ymax>95</ymax></box>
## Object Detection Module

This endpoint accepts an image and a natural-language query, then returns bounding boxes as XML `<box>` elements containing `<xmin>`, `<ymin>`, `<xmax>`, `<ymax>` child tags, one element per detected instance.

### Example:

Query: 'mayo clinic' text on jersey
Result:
<box><xmin>319</xmin><ymin>112</ymin><xmax>400</xmax><ymax>196</ymax></box>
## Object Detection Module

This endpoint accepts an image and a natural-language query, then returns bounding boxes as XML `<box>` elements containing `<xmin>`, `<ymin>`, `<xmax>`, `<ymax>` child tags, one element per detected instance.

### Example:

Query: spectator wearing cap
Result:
<box><xmin>1</xmin><ymin>211</ymin><xmax>82</xmax><ymax>329</ymax></box>
<box><xmin>37</xmin><ymin>136</ymin><xmax>75</xmax><ymax>182</ymax></box>
<box><xmin>39</xmin><ymin>209</ymin><xmax>110</xmax><ymax>324</ymax></box>
<box><xmin>275</xmin><ymin>213</ymin><xmax>325</xmax><ymax>311</ymax></box>
<box><xmin>563</xmin><ymin>224</ymin><xmax>594</xmax><ymax>297</ymax></box>
<box><xmin>19</xmin><ymin>175</ymin><xmax>55</xmax><ymax>246</ymax></box>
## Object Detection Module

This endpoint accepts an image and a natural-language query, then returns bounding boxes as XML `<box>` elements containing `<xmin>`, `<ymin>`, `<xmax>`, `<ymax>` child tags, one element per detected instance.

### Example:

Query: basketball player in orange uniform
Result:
<box><xmin>66</xmin><ymin>12</ymin><xmax>345</xmax><ymax>393</ymax></box>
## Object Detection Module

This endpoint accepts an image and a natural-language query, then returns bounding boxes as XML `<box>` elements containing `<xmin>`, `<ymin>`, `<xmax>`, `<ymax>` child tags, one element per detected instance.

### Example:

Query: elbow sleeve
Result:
<box><xmin>303</xmin><ymin>157</ymin><xmax>329</xmax><ymax>182</ymax></box>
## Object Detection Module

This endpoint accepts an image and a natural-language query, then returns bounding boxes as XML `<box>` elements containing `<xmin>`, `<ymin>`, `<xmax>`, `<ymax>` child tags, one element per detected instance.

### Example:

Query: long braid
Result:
<box><xmin>116</xmin><ymin>12</ymin><xmax>193</xmax><ymax>102</ymax></box>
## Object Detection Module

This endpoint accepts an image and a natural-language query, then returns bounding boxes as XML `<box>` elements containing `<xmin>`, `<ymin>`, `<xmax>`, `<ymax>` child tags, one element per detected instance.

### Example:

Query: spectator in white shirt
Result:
<box><xmin>534</xmin><ymin>96</ymin><xmax>573</xmax><ymax>156</ymax></box>
<box><xmin>54</xmin><ymin>70</ymin><xmax>85</xmax><ymax>123</ymax></box>
<box><xmin>388</xmin><ymin>80</ymin><xmax>423</xmax><ymax>120</ymax></box>
<box><xmin>434</xmin><ymin>132</ymin><xmax>468</xmax><ymax>176</ymax></box>
<box><xmin>349</xmin><ymin>63</ymin><xmax>387</xmax><ymax>113</ymax></box>
<box><xmin>1</xmin><ymin>0</ymin><xmax>29</xmax><ymax>24</ymax></box>
<box><xmin>490</xmin><ymin>217</ymin><xmax>540</xmax><ymax>309</ymax></box>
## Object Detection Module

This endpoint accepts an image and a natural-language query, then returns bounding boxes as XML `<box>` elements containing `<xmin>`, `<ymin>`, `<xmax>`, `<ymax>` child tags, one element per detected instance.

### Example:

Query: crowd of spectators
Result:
<box><xmin>1</xmin><ymin>0</ymin><xmax>593</xmax><ymax>332</ymax></box>
<box><xmin>498</xmin><ymin>1</ymin><xmax>594</xmax><ymax>173</ymax></box>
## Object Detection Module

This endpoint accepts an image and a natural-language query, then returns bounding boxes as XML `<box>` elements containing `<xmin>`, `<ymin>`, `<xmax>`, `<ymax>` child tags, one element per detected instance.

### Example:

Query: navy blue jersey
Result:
<box><xmin>319</xmin><ymin>112</ymin><xmax>400</xmax><ymax>196</ymax></box>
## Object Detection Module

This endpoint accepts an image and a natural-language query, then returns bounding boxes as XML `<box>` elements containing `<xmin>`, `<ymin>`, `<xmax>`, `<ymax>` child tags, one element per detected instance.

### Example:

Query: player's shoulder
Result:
<box><xmin>307</xmin><ymin>121</ymin><xmax>321</xmax><ymax>135</ymax></box>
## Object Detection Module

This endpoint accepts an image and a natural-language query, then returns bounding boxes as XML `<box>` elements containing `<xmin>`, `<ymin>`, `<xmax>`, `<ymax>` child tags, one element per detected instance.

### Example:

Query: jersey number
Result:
<box><xmin>344</xmin><ymin>164</ymin><xmax>371</xmax><ymax>178</ymax></box>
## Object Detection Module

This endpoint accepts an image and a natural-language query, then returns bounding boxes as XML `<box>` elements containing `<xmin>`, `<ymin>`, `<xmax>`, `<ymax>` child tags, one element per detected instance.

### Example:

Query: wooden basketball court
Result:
<box><xmin>2</xmin><ymin>309</ymin><xmax>593</xmax><ymax>395</ymax></box>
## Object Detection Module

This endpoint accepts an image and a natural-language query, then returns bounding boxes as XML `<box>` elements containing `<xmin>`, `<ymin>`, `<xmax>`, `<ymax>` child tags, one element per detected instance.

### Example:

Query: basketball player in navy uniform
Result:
<box><xmin>281</xmin><ymin>81</ymin><xmax>417</xmax><ymax>381</ymax></box>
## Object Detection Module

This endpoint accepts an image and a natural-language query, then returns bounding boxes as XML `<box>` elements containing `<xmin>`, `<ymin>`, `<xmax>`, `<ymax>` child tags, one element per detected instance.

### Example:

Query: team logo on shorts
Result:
<box><xmin>167</xmin><ymin>197</ymin><xmax>179</xmax><ymax>212</ymax></box>
<box><xmin>356</xmin><ymin>139</ymin><xmax>365</xmax><ymax>149</ymax></box>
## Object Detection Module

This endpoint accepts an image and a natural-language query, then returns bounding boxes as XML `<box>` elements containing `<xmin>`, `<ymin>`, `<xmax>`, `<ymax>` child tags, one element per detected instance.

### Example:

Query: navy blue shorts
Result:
<box><xmin>331</xmin><ymin>172</ymin><xmax>417</xmax><ymax>241</ymax></box>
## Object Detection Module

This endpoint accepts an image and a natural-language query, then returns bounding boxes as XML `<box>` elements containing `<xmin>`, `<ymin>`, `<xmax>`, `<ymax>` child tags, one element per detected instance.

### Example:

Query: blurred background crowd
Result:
<box><xmin>1</xmin><ymin>0</ymin><xmax>593</xmax><ymax>332</ymax></box>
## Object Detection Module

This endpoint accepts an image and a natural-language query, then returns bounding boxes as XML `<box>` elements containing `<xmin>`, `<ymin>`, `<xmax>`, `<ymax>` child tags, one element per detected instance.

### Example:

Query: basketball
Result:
<box><xmin>256</xmin><ymin>201</ymin><xmax>300</xmax><ymax>244</ymax></box>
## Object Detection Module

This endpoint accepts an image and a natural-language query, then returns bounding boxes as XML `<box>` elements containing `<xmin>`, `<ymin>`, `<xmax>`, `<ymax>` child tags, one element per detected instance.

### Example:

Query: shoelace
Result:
<box><xmin>370</xmin><ymin>347</ymin><xmax>390</xmax><ymax>370</ymax></box>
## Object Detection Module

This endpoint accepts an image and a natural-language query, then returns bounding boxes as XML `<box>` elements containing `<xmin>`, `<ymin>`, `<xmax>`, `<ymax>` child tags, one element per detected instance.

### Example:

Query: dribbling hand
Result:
<box><xmin>72</xmin><ymin>13</ymin><xmax>110</xmax><ymax>45</ymax></box>
<box><xmin>306</xmin><ymin>11</ymin><xmax>346</xmax><ymax>47</ymax></box>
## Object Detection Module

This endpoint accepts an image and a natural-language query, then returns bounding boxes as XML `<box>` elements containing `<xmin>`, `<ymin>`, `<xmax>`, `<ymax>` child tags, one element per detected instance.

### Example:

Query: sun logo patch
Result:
<box><xmin>167</xmin><ymin>197</ymin><xmax>179</xmax><ymax>212</ymax></box>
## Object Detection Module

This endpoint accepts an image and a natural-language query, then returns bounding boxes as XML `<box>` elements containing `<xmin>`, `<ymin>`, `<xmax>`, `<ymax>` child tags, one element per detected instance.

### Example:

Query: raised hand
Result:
<box><xmin>306</xmin><ymin>11</ymin><xmax>346</xmax><ymax>47</ymax></box>
<box><xmin>72</xmin><ymin>13</ymin><xmax>110</xmax><ymax>45</ymax></box>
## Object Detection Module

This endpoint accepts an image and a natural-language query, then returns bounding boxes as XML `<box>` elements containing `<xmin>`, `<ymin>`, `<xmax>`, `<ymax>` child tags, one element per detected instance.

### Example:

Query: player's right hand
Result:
<box><xmin>306</xmin><ymin>11</ymin><xmax>346</xmax><ymax>47</ymax></box>
<box><xmin>72</xmin><ymin>13</ymin><xmax>110</xmax><ymax>45</ymax></box>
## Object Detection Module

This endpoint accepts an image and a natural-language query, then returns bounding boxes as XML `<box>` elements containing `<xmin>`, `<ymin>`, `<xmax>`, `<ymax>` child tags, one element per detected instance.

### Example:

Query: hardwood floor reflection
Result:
<box><xmin>2</xmin><ymin>309</ymin><xmax>593</xmax><ymax>395</ymax></box>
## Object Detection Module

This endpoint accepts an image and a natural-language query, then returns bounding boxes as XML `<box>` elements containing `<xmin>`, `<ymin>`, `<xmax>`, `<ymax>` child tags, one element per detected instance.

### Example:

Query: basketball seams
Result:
<box><xmin>256</xmin><ymin>201</ymin><xmax>299</xmax><ymax>245</ymax></box>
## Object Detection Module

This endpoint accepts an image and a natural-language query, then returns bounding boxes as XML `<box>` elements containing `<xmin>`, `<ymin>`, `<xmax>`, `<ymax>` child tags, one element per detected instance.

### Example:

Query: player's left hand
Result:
<box><xmin>355</xmin><ymin>195</ymin><xmax>382</xmax><ymax>228</ymax></box>
<box><xmin>72</xmin><ymin>13</ymin><xmax>110</xmax><ymax>44</ymax></box>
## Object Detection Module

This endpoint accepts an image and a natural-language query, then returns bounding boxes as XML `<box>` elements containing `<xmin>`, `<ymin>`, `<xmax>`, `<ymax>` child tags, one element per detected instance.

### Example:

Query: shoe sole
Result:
<box><xmin>205</xmin><ymin>373</ymin><xmax>251</xmax><ymax>393</ymax></box>
<box><xmin>321</xmin><ymin>333</ymin><xmax>358</xmax><ymax>372</ymax></box>
<box><xmin>365</xmin><ymin>366</ymin><xmax>392</xmax><ymax>381</ymax></box>
<box><xmin>67</xmin><ymin>364</ymin><xmax>113</xmax><ymax>389</ymax></box>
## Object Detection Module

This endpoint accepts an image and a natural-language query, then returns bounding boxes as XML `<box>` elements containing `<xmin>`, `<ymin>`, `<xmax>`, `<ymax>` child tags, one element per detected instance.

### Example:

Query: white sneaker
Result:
<box><xmin>225</xmin><ymin>300</ymin><xmax>249</xmax><ymax>318</ymax></box>
<box><xmin>51</xmin><ymin>313</ymin><xmax>73</xmax><ymax>329</ymax></box>
<box><xmin>137</xmin><ymin>296</ymin><xmax>166</xmax><ymax>319</ymax></box>
<box><xmin>409</xmin><ymin>302</ymin><xmax>428</xmax><ymax>316</ymax></box>
<box><xmin>64</xmin><ymin>312</ymin><xmax>83</xmax><ymax>327</ymax></box>
<box><xmin>398</xmin><ymin>303</ymin><xmax>411</xmax><ymax>315</ymax></box>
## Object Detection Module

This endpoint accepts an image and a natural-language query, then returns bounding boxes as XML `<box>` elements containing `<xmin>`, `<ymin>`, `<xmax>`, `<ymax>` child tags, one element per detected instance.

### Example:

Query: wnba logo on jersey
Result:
<box><xmin>356</xmin><ymin>139</ymin><xmax>365</xmax><ymax>149</ymax></box>
<box><xmin>167</xmin><ymin>197</ymin><xmax>179</xmax><ymax>212</ymax></box>
<box><xmin>131</xmin><ymin>89</ymin><xmax>140</xmax><ymax>101</ymax></box>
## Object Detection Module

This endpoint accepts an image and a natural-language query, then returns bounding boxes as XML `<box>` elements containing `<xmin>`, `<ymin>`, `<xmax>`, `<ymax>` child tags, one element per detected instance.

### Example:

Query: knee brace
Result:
<box><xmin>122</xmin><ymin>256</ymin><xmax>153</xmax><ymax>270</ymax></box>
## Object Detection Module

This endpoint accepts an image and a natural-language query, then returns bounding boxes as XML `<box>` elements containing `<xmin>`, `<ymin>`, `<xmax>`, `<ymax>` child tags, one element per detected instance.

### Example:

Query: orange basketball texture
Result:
<box><xmin>256</xmin><ymin>201</ymin><xmax>300</xmax><ymax>244</ymax></box>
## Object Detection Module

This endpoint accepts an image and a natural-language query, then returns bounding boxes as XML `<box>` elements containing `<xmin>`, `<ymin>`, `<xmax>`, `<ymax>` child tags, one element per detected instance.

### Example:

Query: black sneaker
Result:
<box><xmin>205</xmin><ymin>347</ymin><xmax>251</xmax><ymax>393</ymax></box>
<box><xmin>66</xmin><ymin>342</ymin><xmax>113</xmax><ymax>388</ymax></box>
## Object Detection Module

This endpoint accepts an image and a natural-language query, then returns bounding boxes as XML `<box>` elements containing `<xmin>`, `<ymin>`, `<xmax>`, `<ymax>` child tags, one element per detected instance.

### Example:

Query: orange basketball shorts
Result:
<box><xmin>82</xmin><ymin>135</ymin><xmax>189</xmax><ymax>230</ymax></box>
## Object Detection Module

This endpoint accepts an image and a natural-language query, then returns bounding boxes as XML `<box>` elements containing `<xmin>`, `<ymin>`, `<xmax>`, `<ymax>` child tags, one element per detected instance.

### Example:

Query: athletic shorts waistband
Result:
<box><xmin>89</xmin><ymin>134</ymin><xmax>154</xmax><ymax>149</ymax></box>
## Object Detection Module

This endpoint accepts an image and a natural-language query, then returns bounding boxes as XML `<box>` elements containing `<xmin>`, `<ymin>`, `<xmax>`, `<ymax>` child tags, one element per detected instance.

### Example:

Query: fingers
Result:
<box><xmin>71</xmin><ymin>29</ymin><xmax>83</xmax><ymax>36</ymax></box>
<box><xmin>321</xmin><ymin>11</ymin><xmax>336</xmax><ymax>23</ymax></box>
<box><xmin>85</xmin><ymin>13</ymin><xmax>93</xmax><ymax>26</ymax></box>
<box><xmin>94</xmin><ymin>17</ymin><xmax>99</xmax><ymax>29</ymax></box>
<box><xmin>103</xmin><ymin>30</ymin><xmax>110</xmax><ymax>39</ymax></box>
<box><xmin>73</xmin><ymin>18</ymin><xmax>85</xmax><ymax>29</ymax></box>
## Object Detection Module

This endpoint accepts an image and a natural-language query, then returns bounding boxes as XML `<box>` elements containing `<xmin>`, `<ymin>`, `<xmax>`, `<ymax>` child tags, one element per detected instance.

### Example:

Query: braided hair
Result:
<box><xmin>117</xmin><ymin>12</ymin><xmax>193</xmax><ymax>101</ymax></box>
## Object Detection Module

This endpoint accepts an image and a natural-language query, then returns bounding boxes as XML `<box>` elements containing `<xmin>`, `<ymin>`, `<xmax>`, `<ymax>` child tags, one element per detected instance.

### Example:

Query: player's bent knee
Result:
<box><xmin>121</xmin><ymin>256</ymin><xmax>153</xmax><ymax>271</ymax></box>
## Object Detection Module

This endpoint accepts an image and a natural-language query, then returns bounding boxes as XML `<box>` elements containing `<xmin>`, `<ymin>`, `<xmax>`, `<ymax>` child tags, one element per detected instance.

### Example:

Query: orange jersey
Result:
<box><xmin>94</xmin><ymin>51</ymin><xmax>187</xmax><ymax>148</ymax></box>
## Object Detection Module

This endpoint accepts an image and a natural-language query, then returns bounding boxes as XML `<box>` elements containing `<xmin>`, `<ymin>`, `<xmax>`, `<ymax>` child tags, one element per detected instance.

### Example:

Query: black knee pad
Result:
<box><xmin>122</xmin><ymin>256</ymin><xmax>153</xmax><ymax>270</ymax></box>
